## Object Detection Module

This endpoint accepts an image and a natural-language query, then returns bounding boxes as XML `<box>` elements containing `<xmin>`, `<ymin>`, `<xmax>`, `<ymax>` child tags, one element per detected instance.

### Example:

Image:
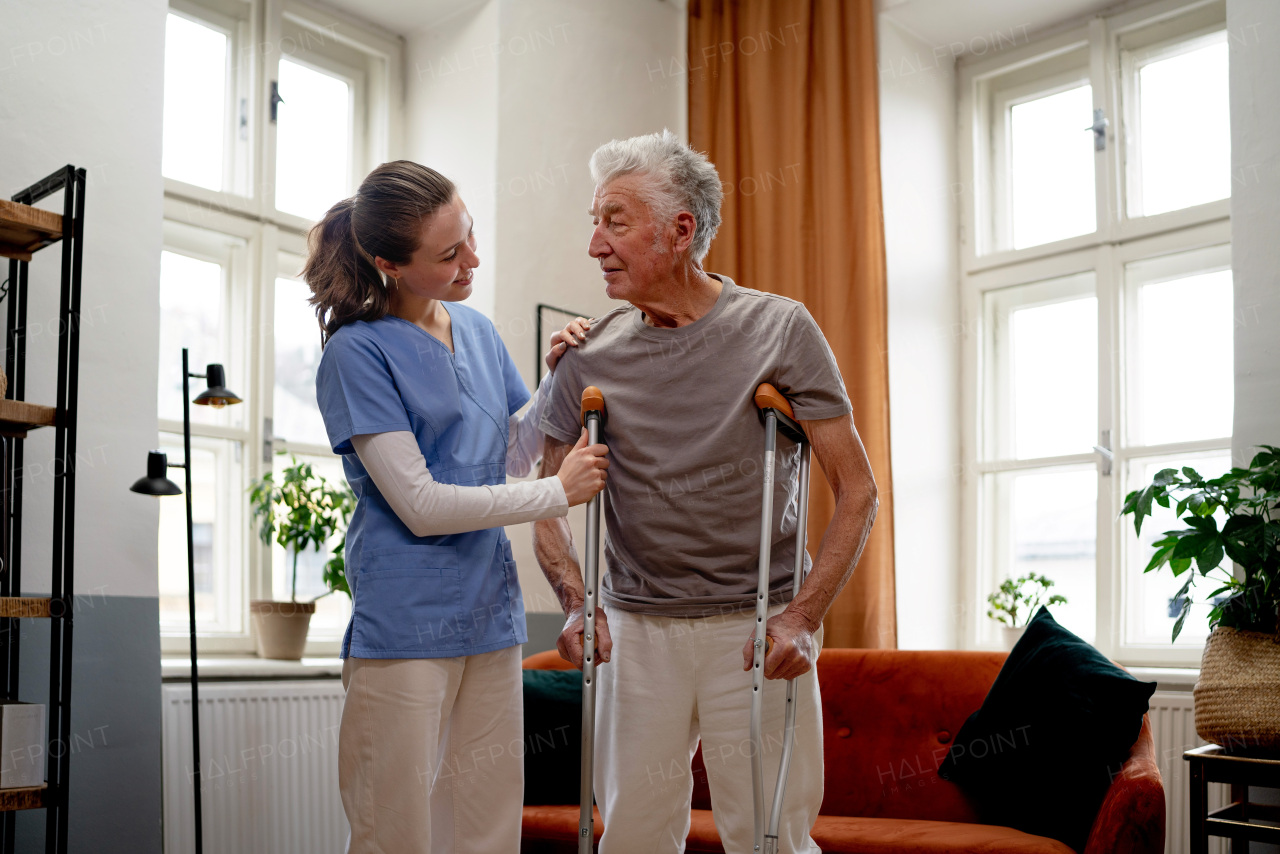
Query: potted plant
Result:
<box><xmin>987</xmin><ymin>572</ymin><xmax>1067</xmax><ymax>651</ymax></box>
<box><xmin>248</xmin><ymin>456</ymin><xmax>355</xmax><ymax>660</ymax></box>
<box><xmin>1121</xmin><ymin>445</ymin><xmax>1280</xmax><ymax>751</ymax></box>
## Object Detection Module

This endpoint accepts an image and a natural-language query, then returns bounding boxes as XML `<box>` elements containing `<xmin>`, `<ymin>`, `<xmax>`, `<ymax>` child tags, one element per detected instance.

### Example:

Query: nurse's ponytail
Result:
<box><xmin>304</xmin><ymin>160</ymin><xmax>457</xmax><ymax>347</ymax></box>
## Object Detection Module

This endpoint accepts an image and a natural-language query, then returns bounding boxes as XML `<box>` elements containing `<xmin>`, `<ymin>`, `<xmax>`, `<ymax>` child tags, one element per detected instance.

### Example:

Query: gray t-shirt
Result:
<box><xmin>541</xmin><ymin>276</ymin><xmax>852</xmax><ymax>618</ymax></box>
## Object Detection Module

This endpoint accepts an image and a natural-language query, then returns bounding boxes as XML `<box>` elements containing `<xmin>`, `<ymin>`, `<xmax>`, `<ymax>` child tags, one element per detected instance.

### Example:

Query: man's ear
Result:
<box><xmin>672</xmin><ymin>210</ymin><xmax>699</xmax><ymax>256</ymax></box>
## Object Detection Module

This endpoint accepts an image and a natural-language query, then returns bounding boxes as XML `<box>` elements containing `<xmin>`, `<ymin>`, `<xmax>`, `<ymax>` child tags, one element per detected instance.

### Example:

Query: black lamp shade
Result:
<box><xmin>193</xmin><ymin>364</ymin><xmax>243</xmax><ymax>408</ymax></box>
<box><xmin>130</xmin><ymin>450</ymin><xmax>183</xmax><ymax>496</ymax></box>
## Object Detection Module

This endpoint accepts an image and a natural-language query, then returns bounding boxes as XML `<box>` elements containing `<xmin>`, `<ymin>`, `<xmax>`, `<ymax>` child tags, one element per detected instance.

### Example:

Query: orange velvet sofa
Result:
<box><xmin>521</xmin><ymin>648</ymin><xmax>1164</xmax><ymax>853</ymax></box>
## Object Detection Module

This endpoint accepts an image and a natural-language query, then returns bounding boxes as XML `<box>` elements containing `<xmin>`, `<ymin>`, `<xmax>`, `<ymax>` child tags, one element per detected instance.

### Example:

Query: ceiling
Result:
<box><xmin>317</xmin><ymin>0</ymin><xmax>490</xmax><ymax>36</ymax></box>
<box><xmin>878</xmin><ymin>0</ymin><xmax>1122</xmax><ymax>54</ymax></box>
<box><xmin>320</xmin><ymin>0</ymin><xmax>1121</xmax><ymax>54</ymax></box>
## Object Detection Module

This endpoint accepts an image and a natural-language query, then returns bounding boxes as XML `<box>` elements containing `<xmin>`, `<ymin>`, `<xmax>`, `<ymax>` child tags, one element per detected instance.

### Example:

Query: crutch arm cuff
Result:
<box><xmin>580</xmin><ymin>386</ymin><xmax>605</xmax><ymax>426</ymax></box>
<box><xmin>754</xmin><ymin>383</ymin><xmax>794</xmax><ymax>419</ymax></box>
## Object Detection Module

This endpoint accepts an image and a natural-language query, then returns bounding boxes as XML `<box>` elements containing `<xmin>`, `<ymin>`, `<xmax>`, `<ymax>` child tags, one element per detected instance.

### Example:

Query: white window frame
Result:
<box><xmin>159</xmin><ymin>0</ymin><xmax>402</xmax><ymax>656</ymax></box>
<box><xmin>958</xmin><ymin>0</ymin><xmax>1231</xmax><ymax>667</ymax></box>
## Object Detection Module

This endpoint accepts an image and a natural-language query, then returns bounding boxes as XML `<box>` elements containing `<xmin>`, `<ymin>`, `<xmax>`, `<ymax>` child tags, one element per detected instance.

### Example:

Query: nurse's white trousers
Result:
<box><xmin>339</xmin><ymin>647</ymin><xmax>523</xmax><ymax>854</ymax></box>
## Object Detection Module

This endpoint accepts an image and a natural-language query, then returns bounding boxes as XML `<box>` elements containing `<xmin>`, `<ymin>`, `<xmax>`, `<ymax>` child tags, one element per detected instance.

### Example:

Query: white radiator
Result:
<box><xmin>1150</xmin><ymin>690</ymin><xmax>1228</xmax><ymax>854</ymax></box>
<box><xmin>162</xmin><ymin>680</ymin><xmax>348</xmax><ymax>854</ymax></box>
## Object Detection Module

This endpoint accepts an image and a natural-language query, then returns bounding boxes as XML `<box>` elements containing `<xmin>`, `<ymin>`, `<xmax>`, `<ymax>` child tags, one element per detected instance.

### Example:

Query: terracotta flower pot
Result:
<box><xmin>250</xmin><ymin>600</ymin><xmax>316</xmax><ymax>661</ymax></box>
<box><xmin>1194</xmin><ymin>626</ymin><xmax>1280</xmax><ymax>753</ymax></box>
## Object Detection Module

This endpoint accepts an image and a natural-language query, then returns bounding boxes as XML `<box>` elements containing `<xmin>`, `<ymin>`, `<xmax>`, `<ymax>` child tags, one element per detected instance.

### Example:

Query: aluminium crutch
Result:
<box><xmin>750</xmin><ymin>383</ymin><xmax>812</xmax><ymax>854</ymax></box>
<box><xmin>578</xmin><ymin>385</ymin><xmax>606</xmax><ymax>854</ymax></box>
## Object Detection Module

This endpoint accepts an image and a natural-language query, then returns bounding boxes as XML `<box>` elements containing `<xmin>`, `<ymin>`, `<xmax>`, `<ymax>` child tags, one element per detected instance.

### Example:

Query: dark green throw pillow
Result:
<box><xmin>937</xmin><ymin>607</ymin><xmax>1156</xmax><ymax>852</ymax></box>
<box><xmin>522</xmin><ymin>669</ymin><xmax>583</xmax><ymax>805</ymax></box>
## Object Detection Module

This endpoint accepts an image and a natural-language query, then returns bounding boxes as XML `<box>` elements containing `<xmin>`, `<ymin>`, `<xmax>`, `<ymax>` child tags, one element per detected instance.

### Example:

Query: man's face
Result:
<box><xmin>588</xmin><ymin>174</ymin><xmax>674</xmax><ymax>302</ymax></box>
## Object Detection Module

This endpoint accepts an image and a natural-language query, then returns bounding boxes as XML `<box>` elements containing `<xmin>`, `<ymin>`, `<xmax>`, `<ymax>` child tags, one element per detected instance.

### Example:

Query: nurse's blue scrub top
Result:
<box><xmin>315</xmin><ymin>305</ymin><xmax>531</xmax><ymax>659</ymax></box>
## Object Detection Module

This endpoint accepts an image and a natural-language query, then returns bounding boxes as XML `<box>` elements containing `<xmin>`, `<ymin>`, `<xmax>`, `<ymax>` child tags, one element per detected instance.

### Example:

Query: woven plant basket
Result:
<box><xmin>1194</xmin><ymin>626</ymin><xmax>1280</xmax><ymax>753</ymax></box>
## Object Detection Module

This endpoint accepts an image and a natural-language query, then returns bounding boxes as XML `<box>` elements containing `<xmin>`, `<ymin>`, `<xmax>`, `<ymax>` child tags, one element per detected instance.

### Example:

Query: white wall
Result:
<box><xmin>404</xmin><ymin>2</ymin><xmax>502</xmax><ymax>318</ymax></box>
<box><xmin>494</xmin><ymin>0</ymin><xmax>687</xmax><ymax>612</ymax></box>
<box><xmin>1</xmin><ymin>0</ymin><xmax>167</xmax><ymax>601</ymax></box>
<box><xmin>878</xmin><ymin>16</ymin><xmax>962</xmax><ymax>649</ymax></box>
<box><xmin>1227</xmin><ymin>0</ymin><xmax>1280</xmax><ymax>464</ymax></box>
<box><xmin>0</xmin><ymin>2</ymin><xmax>167</xmax><ymax>849</ymax></box>
<box><xmin>406</xmin><ymin>0</ymin><xmax>687</xmax><ymax>616</ymax></box>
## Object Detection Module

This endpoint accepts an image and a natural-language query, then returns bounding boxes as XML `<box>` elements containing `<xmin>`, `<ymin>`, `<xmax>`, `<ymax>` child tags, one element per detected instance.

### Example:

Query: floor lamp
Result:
<box><xmin>131</xmin><ymin>349</ymin><xmax>242</xmax><ymax>854</ymax></box>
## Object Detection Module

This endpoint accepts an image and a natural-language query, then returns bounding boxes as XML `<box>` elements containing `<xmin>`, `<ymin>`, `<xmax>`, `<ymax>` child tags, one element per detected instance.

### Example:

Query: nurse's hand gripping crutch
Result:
<box><xmin>750</xmin><ymin>383</ymin><xmax>812</xmax><ymax>854</ymax></box>
<box><xmin>578</xmin><ymin>386</ymin><xmax>606</xmax><ymax>854</ymax></box>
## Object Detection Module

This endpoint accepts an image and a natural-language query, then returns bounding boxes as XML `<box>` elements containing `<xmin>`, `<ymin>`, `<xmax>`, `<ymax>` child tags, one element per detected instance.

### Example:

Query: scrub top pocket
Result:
<box><xmin>353</xmin><ymin>545</ymin><xmax>467</xmax><ymax>654</ymax></box>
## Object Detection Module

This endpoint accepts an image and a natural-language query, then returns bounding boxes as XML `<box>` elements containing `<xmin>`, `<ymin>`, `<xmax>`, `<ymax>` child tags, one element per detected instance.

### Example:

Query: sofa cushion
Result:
<box><xmin>816</xmin><ymin>649</ymin><xmax>1004</xmax><ymax>823</ymax></box>
<box><xmin>937</xmin><ymin>607</ymin><xmax>1156</xmax><ymax>851</ymax></box>
<box><xmin>522</xmin><ymin>669</ymin><xmax>583</xmax><ymax>805</ymax></box>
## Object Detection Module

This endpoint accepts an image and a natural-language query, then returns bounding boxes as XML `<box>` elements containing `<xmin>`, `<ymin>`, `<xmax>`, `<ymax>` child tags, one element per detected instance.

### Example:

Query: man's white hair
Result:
<box><xmin>589</xmin><ymin>129</ymin><xmax>723</xmax><ymax>263</ymax></box>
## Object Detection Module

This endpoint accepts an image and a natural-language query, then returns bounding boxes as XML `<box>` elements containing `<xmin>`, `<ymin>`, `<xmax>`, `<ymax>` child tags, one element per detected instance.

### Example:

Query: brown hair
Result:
<box><xmin>304</xmin><ymin>160</ymin><xmax>456</xmax><ymax>346</ymax></box>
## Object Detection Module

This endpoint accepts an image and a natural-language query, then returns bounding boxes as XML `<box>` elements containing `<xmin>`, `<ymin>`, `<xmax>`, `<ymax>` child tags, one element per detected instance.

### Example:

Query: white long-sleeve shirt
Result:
<box><xmin>351</xmin><ymin>377</ymin><xmax>567</xmax><ymax>537</ymax></box>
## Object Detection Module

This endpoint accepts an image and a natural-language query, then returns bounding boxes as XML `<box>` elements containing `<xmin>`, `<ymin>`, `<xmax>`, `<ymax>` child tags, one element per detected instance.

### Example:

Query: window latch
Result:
<box><xmin>1085</xmin><ymin>108</ymin><xmax>1108</xmax><ymax>152</ymax></box>
<box><xmin>1092</xmin><ymin>430</ymin><xmax>1113</xmax><ymax>476</ymax></box>
<box><xmin>270</xmin><ymin>81</ymin><xmax>284</xmax><ymax>123</ymax></box>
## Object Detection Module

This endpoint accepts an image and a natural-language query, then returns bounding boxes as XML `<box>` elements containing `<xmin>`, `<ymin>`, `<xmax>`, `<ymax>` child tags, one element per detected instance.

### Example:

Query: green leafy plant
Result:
<box><xmin>249</xmin><ymin>455</ymin><xmax>355</xmax><ymax>603</ymax></box>
<box><xmin>1121</xmin><ymin>445</ymin><xmax>1280</xmax><ymax>642</ymax></box>
<box><xmin>987</xmin><ymin>572</ymin><xmax>1068</xmax><ymax>628</ymax></box>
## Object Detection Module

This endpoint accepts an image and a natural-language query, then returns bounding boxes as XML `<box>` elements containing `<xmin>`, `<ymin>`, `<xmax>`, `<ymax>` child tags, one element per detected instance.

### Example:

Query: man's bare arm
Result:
<box><xmin>533</xmin><ymin>433</ymin><xmax>613</xmax><ymax>666</ymax></box>
<box><xmin>746</xmin><ymin>412</ymin><xmax>879</xmax><ymax>680</ymax></box>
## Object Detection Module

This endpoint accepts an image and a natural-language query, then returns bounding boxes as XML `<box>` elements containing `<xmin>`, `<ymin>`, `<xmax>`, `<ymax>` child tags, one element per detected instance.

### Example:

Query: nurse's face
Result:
<box><xmin>380</xmin><ymin>195</ymin><xmax>479</xmax><ymax>303</ymax></box>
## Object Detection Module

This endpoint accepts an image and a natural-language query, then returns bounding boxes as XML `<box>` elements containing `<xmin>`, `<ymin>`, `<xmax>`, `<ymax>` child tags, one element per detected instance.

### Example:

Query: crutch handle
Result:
<box><xmin>580</xmin><ymin>386</ymin><xmax>605</xmax><ymax>426</ymax></box>
<box><xmin>754</xmin><ymin>383</ymin><xmax>794</xmax><ymax>419</ymax></box>
<box><xmin>765</xmin><ymin>636</ymin><xmax>774</xmax><ymax>656</ymax></box>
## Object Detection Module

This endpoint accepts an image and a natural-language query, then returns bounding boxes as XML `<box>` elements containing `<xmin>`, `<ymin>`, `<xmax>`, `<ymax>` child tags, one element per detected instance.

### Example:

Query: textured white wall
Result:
<box><xmin>1228</xmin><ymin>0</ymin><xmax>1280</xmax><ymax>466</ymax></box>
<box><xmin>878</xmin><ymin>16</ymin><xmax>962</xmax><ymax>649</ymax></box>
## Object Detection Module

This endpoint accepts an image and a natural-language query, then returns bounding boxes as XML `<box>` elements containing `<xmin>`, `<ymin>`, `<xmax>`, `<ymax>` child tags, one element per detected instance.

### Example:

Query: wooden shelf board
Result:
<box><xmin>0</xmin><ymin>598</ymin><xmax>52</xmax><ymax>619</ymax></box>
<box><xmin>0</xmin><ymin>784</ymin><xmax>46</xmax><ymax>812</ymax></box>
<box><xmin>0</xmin><ymin>200</ymin><xmax>62</xmax><ymax>263</ymax></box>
<box><xmin>0</xmin><ymin>400</ymin><xmax>57</xmax><ymax>438</ymax></box>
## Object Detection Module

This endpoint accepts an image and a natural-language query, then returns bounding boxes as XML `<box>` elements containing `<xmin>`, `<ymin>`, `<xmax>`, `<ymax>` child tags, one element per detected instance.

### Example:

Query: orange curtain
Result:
<box><xmin>688</xmin><ymin>0</ymin><xmax>895</xmax><ymax>648</ymax></box>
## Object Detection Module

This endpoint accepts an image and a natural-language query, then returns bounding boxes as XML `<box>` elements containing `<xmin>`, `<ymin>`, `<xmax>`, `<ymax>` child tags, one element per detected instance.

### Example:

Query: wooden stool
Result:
<box><xmin>1185</xmin><ymin>745</ymin><xmax>1280</xmax><ymax>853</ymax></box>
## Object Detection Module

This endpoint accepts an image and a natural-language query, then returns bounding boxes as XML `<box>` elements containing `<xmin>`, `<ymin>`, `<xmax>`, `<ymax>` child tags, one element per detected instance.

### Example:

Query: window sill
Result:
<box><xmin>161</xmin><ymin>655</ymin><xmax>343</xmax><ymax>683</ymax></box>
<box><xmin>1127</xmin><ymin>666</ymin><xmax>1199</xmax><ymax>691</ymax></box>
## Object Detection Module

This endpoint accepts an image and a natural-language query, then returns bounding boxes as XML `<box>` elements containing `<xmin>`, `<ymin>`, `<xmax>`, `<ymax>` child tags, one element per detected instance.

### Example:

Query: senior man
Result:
<box><xmin>534</xmin><ymin>130</ymin><xmax>879</xmax><ymax>854</ymax></box>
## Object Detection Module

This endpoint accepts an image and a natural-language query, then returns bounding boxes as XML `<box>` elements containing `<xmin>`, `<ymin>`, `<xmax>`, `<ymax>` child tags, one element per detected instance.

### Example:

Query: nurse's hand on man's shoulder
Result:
<box><xmin>544</xmin><ymin>317</ymin><xmax>593</xmax><ymax>373</ymax></box>
<box><xmin>557</xmin><ymin>603</ymin><xmax>612</xmax><ymax>669</ymax></box>
<box><xmin>742</xmin><ymin>608</ymin><xmax>817</xmax><ymax>681</ymax></box>
<box><xmin>556</xmin><ymin>429</ymin><xmax>609</xmax><ymax>506</ymax></box>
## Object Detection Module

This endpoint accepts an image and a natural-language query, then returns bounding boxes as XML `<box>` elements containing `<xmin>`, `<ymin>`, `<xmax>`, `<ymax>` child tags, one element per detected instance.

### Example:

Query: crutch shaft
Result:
<box><xmin>751</xmin><ymin>385</ymin><xmax>812</xmax><ymax>854</ymax></box>
<box><xmin>579</xmin><ymin>386</ymin><xmax>605</xmax><ymax>854</ymax></box>
<box><xmin>750</xmin><ymin>411</ymin><xmax>778</xmax><ymax>851</ymax></box>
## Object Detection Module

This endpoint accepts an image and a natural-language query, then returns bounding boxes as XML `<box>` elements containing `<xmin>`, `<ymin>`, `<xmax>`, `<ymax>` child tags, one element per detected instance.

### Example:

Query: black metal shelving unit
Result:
<box><xmin>0</xmin><ymin>165</ymin><xmax>85</xmax><ymax>854</ymax></box>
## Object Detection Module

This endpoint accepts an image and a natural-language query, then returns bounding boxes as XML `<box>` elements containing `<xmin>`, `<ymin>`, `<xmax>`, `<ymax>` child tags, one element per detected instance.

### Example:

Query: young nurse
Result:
<box><xmin>307</xmin><ymin>161</ymin><xmax>608</xmax><ymax>854</ymax></box>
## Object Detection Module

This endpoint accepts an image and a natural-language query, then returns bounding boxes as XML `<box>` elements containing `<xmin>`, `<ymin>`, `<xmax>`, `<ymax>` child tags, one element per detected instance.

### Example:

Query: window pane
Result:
<box><xmin>1133</xmin><ymin>268</ymin><xmax>1233</xmax><ymax>446</ymax></box>
<box><xmin>1124</xmin><ymin>453</ymin><xmax>1231</xmax><ymax>646</ymax></box>
<box><xmin>270</xmin><ymin>453</ymin><xmax>352</xmax><ymax>639</ymax></box>
<box><xmin>1011</xmin><ymin>85</ymin><xmax>1096</xmax><ymax>249</ymax></box>
<box><xmin>274</xmin><ymin>276</ymin><xmax>328</xmax><ymax>447</ymax></box>
<box><xmin>1135</xmin><ymin>40</ymin><xmax>1230</xmax><ymax>216</ymax></box>
<box><xmin>158</xmin><ymin>435</ymin><xmax>244</xmax><ymax>634</ymax></box>
<box><xmin>1010</xmin><ymin>295</ymin><xmax>1098</xmax><ymax>459</ymax></box>
<box><xmin>275</xmin><ymin>59</ymin><xmax>351</xmax><ymax>220</ymax></box>
<box><xmin>989</xmin><ymin>467</ymin><xmax>1097</xmax><ymax>643</ymax></box>
<box><xmin>158</xmin><ymin>250</ymin><xmax>243</xmax><ymax>429</ymax></box>
<box><xmin>163</xmin><ymin>13</ymin><xmax>228</xmax><ymax>190</ymax></box>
